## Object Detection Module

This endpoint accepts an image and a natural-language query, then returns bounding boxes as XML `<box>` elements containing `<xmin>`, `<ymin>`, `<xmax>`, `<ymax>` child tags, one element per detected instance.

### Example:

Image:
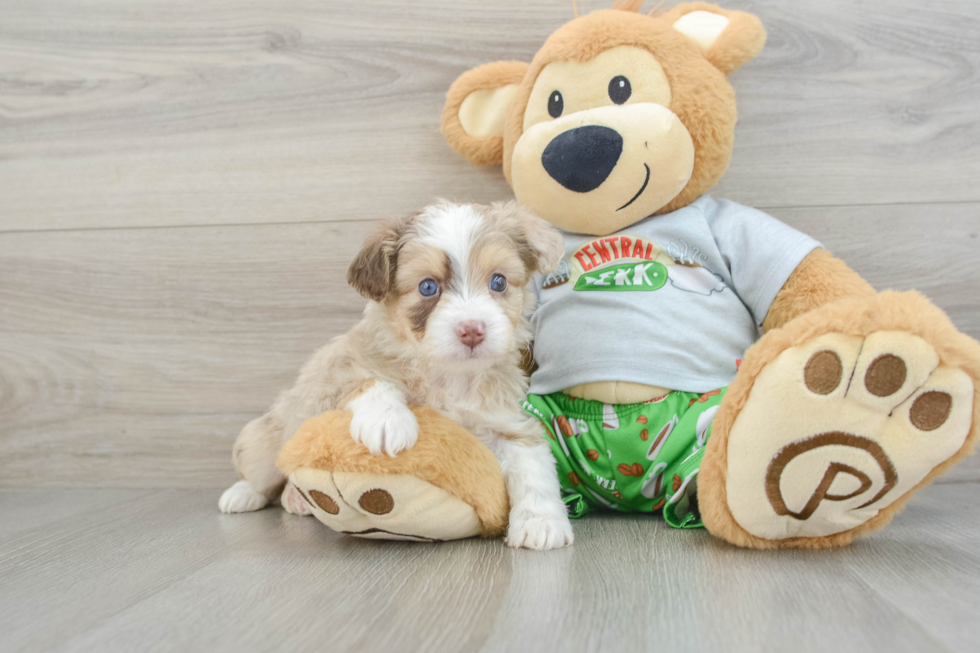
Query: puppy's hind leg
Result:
<box><xmin>219</xmin><ymin>413</ymin><xmax>288</xmax><ymax>513</ymax></box>
<box><xmin>280</xmin><ymin>480</ymin><xmax>313</xmax><ymax>516</ymax></box>
<box><xmin>219</xmin><ymin>480</ymin><xmax>268</xmax><ymax>514</ymax></box>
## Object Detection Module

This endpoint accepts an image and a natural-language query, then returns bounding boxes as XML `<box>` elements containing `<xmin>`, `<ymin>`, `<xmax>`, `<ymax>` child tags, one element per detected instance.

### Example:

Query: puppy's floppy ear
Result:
<box><xmin>491</xmin><ymin>201</ymin><xmax>566</xmax><ymax>277</ymax></box>
<box><xmin>659</xmin><ymin>2</ymin><xmax>766</xmax><ymax>75</ymax></box>
<box><xmin>347</xmin><ymin>216</ymin><xmax>411</xmax><ymax>302</ymax></box>
<box><xmin>441</xmin><ymin>61</ymin><xmax>529</xmax><ymax>166</ymax></box>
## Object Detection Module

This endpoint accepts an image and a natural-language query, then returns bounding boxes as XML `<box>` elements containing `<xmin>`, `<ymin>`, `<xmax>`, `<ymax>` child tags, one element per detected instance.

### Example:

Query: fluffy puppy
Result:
<box><xmin>218</xmin><ymin>200</ymin><xmax>574</xmax><ymax>550</ymax></box>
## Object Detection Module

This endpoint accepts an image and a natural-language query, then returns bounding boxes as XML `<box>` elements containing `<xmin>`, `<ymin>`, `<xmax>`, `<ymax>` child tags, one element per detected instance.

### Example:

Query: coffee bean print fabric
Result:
<box><xmin>523</xmin><ymin>387</ymin><xmax>727</xmax><ymax>528</ymax></box>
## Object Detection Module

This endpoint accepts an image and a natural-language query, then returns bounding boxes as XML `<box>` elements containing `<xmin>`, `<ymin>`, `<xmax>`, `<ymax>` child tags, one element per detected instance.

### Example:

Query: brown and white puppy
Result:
<box><xmin>218</xmin><ymin>200</ymin><xmax>574</xmax><ymax>550</ymax></box>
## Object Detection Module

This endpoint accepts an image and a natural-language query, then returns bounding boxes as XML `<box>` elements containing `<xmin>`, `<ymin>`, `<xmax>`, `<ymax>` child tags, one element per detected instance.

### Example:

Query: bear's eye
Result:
<box><xmin>608</xmin><ymin>76</ymin><xmax>631</xmax><ymax>104</ymax></box>
<box><xmin>548</xmin><ymin>90</ymin><xmax>563</xmax><ymax>118</ymax></box>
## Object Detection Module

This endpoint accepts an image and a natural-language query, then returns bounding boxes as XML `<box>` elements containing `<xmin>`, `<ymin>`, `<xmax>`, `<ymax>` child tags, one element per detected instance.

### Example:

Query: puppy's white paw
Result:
<box><xmin>347</xmin><ymin>382</ymin><xmax>418</xmax><ymax>456</ymax></box>
<box><xmin>350</xmin><ymin>405</ymin><xmax>419</xmax><ymax>456</ymax></box>
<box><xmin>506</xmin><ymin>515</ymin><xmax>574</xmax><ymax>550</ymax></box>
<box><xmin>280</xmin><ymin>481</ymin><xmax>313</xmax><ymax>516</ymax></box>
<box><xmin>218</xmin><ymin>480</ymin><xmax>269</xmax><ymax>513</ymax></box>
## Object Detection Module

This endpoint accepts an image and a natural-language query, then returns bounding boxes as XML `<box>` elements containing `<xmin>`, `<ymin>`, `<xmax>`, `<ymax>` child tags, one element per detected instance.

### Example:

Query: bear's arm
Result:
<box><xmin>762</xmin><ymin>248</ymin><xmax>875</xmax><ymax>333</ymax></box>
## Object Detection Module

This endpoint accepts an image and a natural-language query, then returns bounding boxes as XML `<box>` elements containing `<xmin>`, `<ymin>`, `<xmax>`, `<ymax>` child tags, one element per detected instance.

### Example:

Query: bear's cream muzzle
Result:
<box><xmin>511</xmin><ymin>103</ymin><xmax>695</xmax><ymax>236</ymax></box>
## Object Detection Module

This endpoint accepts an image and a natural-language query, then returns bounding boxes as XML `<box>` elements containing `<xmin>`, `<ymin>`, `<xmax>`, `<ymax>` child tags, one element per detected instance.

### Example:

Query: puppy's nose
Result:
<box><xmin>541</xmin><ymin>125</ymin><xmax>623</xmax><ymax>193</ymax></box>
<box><xmin>456</xmin><ymin>320</ymin><xmax>486</xmax><ymax>348</ymax></box>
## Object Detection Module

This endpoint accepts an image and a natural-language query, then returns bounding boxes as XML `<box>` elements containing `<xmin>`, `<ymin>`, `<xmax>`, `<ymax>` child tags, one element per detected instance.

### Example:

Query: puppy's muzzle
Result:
<box><xmin>541</xmin><ymin>125</ymin><xmax>623</xmax><ymax>193</ymax></box>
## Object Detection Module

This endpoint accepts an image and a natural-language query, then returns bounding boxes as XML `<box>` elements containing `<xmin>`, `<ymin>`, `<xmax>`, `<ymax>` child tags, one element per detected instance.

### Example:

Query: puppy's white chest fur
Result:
<box><xmin>415</xmin><ymin>365</ymin><xmax>535</xmax><ymax>443</ymax></box>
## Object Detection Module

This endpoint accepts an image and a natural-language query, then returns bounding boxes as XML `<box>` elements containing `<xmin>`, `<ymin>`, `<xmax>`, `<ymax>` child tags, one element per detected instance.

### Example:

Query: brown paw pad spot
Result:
<box><xmin>864</xmin><ymin>354</ymin><xmax>907</xmax><ymax>397</ymax></box>
<box><xmin>804</xmin><ymin>350</ymin><xmax>842</xmax><ymax>395</ymax></box>
<box><xmin>359</xmin><ymin>488</ymin><xmax>394</xmax><ymax>515</ymax></box>
<box><xmin>910</xmin><ymin>391</ymin><xmax>953</xmax><ymax>431</ymax></box>
<box><xmin>309</xmin><ymin>490</ymin><xmax>340</xmax><ymax>515</ymax></box>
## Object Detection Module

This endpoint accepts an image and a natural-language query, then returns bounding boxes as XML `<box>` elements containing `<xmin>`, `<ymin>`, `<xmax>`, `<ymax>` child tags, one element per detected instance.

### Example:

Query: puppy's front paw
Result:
<box><xmin>506</xmin><ymin>515</ymin><xmax>574</xmax><ymax>551</ymax></box>
<box><xmin>349</xmin><ymin>403</ymin><xmax>419</xmax><ymax>456</ymax></box>
<box><xmin>346</xmin><ymin>380</ymin><xmax>419</xmax><ymax>456</ymax></box>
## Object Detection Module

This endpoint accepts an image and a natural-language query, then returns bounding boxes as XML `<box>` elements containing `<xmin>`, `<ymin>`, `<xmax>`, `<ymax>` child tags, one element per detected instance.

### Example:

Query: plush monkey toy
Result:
<box><xmin>281</xmin><ymin>1</ymin><xmax>979</xmax><ymax>549</ymax></box>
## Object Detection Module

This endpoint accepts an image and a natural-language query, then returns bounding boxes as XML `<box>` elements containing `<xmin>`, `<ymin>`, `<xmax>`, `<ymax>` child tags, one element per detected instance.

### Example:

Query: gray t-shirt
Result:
<box><xmin>528</xmin><ymin>195</ymin><xmax>820</xmax><ymax>395</ymax></box>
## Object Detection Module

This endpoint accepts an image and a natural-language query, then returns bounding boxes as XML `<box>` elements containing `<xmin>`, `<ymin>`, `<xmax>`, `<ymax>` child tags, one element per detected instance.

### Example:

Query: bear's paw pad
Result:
<box><xmin>289</xmin><ymin>468</ymin><xmax>483</xmax><ymax>542</ymax></box>
<box><xmin>727</xmin><ymin>330</ymin><xmax>974</xmax><ymax>540</ymax></box>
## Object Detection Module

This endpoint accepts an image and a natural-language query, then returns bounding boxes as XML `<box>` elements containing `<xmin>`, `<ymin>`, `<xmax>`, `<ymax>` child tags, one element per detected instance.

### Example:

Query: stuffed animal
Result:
<box><xmin>281</xmin><ymin>0</ymin><xmax>980</xmax><ymax>549</ymax></box>
<box><xmin>278</xmin><ymin>407</ymin><xmax>509</xmax><ymax>542</ymax></box>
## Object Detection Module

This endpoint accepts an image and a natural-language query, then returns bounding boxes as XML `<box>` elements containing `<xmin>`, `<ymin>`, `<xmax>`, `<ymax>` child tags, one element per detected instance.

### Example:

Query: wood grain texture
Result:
<box><xmin>2</xmin><ymin>204</ymin><xmax>979</xmax><ymax>487</ymax></box>
<box><xmin>1</xmin><ymin>484</ymin><xmax>979</xmax><ymax>653</ymax></box>
<box><xmin>2</xmin><ymin>0</ymin><xmax>980</xmax><ymax>232</ymax></box>
<box><xmin>0</xmin><ymin>219</ymin><xmax>371</xmax><ymax>487</ymax></box>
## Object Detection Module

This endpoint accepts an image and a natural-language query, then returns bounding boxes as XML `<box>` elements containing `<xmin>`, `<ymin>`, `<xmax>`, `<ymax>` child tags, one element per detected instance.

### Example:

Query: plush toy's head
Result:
<box><xmin>441</xmin><ymin>1</ymin><xmax>765</xmax><ymax>236</ymax></box>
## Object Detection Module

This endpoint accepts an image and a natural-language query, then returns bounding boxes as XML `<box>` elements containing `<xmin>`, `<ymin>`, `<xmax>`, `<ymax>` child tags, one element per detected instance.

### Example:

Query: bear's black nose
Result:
<box><xmin>541</xmin><ymin>125</ymin><xmax>623</xmax><ymax>193</ymax></box>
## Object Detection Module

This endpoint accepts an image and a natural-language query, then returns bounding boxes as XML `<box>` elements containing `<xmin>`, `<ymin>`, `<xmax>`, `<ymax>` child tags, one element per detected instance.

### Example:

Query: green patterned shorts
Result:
<box><xmin>523</xmin><ymin>388</ymin><xmax>727</xmax><ymax>529</ymax></box>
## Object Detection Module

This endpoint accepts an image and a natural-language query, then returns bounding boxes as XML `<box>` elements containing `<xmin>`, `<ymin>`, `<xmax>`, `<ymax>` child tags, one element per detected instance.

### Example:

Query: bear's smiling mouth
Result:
<box><xmin>616</xmin><ymin>163</ymin><xmax>651</xmax><ymax>211</ymax></box>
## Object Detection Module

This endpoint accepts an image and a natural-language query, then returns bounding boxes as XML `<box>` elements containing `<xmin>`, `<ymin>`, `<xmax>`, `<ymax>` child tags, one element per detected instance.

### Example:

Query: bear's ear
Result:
<box><xmin>441</xmin><ymin>61</ymin><xmax>529</xmax><ymax>166</ymax></box>
<box><xmin>659</xmin><ymin>3</ymin><xmax>766</xmax><ymax>75</ymax></box>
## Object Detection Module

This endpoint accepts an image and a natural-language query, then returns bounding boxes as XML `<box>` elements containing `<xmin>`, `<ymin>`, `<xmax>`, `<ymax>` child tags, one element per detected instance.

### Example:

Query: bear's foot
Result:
<box><xmin>277</xmin><ymin>406</ymin><xmax>510</xmax><ymax>543</ymax></box>
<box><xmin>289</xmin><ymin>468</ymin><xmax>483</xmax><ymax>542</ymax></box>
<box><xmin>702</xmin><ymin>292</ymin><xmax>980</xmax><ymax>548</ymax></box>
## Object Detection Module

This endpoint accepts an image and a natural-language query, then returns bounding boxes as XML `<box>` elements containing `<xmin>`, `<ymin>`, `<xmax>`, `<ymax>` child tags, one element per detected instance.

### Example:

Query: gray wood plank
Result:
<box><xmin>2</xmin><ymin>0</ymin><xmax>980</xmax><ymax>232</ymax></box>
<box><xmin>0</xmin><ymin>219</ymin><xmax>371</xmax><ymax>488</ymax></box>
<box><xmin>2</xmin><ymin>204</ymin><xmax>979</xmax><ymax>488</ymax></box>
<box><xmin>0</xmin><ymin>484</ymin><xmax>977</xmax><ymax>653</ymax></box>
<box><xmin>0</xmin><ymin>489</ymin><xmax>254</xmax><ymax>653</ymax></box>
<box><xmin>0</xmin><ymin>488</ymin><xmax>152</xmax><ymax>539</ymax></box>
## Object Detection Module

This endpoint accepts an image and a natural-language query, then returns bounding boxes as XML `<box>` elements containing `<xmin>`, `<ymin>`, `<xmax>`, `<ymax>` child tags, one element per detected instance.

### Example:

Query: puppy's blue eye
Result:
<box><xmin>419</xmin><ymin>279</ymin><xmax>439</xmax><ymax>297</ymax></box>
<box><xmin>490</xmin><ymin>274</ymin><xmax>507</xmax><ymax>292</ymax></box>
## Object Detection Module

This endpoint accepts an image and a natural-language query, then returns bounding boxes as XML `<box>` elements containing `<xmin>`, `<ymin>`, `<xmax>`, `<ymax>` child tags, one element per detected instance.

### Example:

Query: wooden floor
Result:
<box><xmin>2</xmin><ymin>484</ymin><xmax>979</xmax><ymax>653</ymax></box>
<box><xmin>2</xmin><ymin>0</ymin><xmax>980</xmax><ymax>650</ymax></box>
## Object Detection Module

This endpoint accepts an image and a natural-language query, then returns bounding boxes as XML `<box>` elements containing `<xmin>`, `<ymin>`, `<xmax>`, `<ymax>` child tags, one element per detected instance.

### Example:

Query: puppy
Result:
<box><xmin>218</xmin><ymin>201</ymin><xmax>574</xmax><ymax>550</ymax></box>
